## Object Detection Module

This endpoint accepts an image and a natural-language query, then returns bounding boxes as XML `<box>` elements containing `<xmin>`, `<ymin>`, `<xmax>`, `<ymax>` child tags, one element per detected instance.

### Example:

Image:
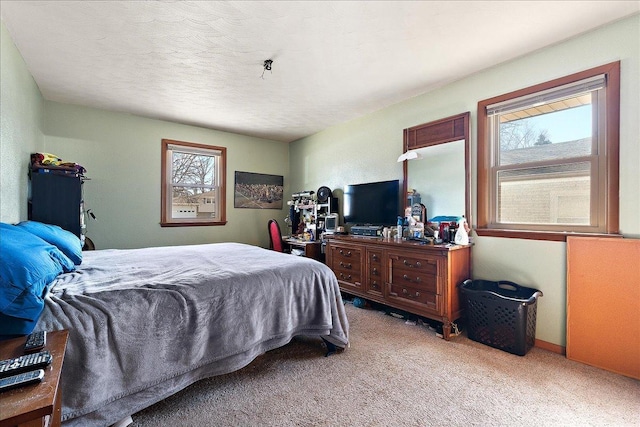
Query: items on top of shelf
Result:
<box><xmin>287</xmin><ymin>186</ymin><xmax>337</xmax><ymax>238</ymax></box>
<box><xmin>429</xmin><ymin>215</ymin><xmax>463</xmax><ymax>223</ymax></box>
<box><xmin>291</xmin><ymin>190</ymin><xmax>314</xmax><ymax>201</ymax></box>
<box><xmin>425</xmin><ymin>215</ymin><xmax>471</xmax><ymax>245</ymax></box>
<box><xmin>323</xmin><ymin>213</ymin><xmax>339</xmax><ymax>234</ymax></box>
<box><xmin>30</xmin><ymin>152</ymin><xmax>87</xmax><ymax>178</ymax></box>
<box><xmin>316</xmin><ymin>186</ymin><xmax>332</xmax><ymax>203</ymax></box>
<box><xmin>407</xmin><ymin>189</ymin><xmax>421</xmax><ymax>207</ymax></box>
<box><xmin>454</xmin><ymin>218</ymin><xmax>470</xmax><ymax>245</ymax></box>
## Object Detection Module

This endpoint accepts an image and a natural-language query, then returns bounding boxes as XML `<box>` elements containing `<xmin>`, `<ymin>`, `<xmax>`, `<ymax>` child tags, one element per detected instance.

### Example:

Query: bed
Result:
<box><xmin>0</xmin><ymin>222</ymin><xmax>349</xmax><ymax>427</ymax></box>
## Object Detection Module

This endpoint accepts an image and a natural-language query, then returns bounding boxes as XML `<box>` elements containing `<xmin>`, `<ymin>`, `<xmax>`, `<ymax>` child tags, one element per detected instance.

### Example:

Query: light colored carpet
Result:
<box><xmin>131</xmin><ymin>302</ymin><xmax>639</xmax><ymax>426</ymax></box>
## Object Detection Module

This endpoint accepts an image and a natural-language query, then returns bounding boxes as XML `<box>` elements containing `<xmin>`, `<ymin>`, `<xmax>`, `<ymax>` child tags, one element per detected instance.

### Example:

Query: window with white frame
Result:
<box><xmin>477</xmin><ymin>62</ymin><xmax>620</xmax><ymax>241</ymax></box>
<box><xmin>161</xmin><ymin>139</ymin><xmax>226</xmax><ymax>226</ymax></box>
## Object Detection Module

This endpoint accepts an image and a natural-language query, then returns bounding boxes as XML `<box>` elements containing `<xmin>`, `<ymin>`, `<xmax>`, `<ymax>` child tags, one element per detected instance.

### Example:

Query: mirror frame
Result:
<box><xmin>402</xmin><ymin>111</ymin><xmax>471</xmax><ymax>224</ymax></box>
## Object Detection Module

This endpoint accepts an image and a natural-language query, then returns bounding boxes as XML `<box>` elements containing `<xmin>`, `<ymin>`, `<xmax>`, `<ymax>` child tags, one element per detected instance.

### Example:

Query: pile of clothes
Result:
<box><xmin>30</xmin><ymin>152</ymin><xmax>86</xmax><ymax>177</ymax></box>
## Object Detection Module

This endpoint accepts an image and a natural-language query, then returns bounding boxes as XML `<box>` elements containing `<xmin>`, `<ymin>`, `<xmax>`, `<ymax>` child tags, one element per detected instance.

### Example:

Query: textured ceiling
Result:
<box><xmin>1</xmin><ymin>1</ymin><xmax>638</xmax><ymax>142</ymax></box>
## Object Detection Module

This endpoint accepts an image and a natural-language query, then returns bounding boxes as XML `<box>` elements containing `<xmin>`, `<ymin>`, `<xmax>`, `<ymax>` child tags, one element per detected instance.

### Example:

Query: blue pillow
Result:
<box><xmin>17</xmin><ymin>220</ymin><xmax>83</xmax><ymax>265</ymax></box>
<box><xmin>0</xmin><ymin>313</ymin><xmax>40</xmax><ymax>338</ymax></box>
<box><xmin>0</xmin><ymin>223</ymin><xmax>74</xmax><ymax>335</ymax></box>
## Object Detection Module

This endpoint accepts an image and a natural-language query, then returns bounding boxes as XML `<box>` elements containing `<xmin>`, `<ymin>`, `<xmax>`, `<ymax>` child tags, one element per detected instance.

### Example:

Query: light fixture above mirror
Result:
<box><xmin>396</xmin><ymin>149</ymin><xmax>424</xmax><ymax>162</ymax></box>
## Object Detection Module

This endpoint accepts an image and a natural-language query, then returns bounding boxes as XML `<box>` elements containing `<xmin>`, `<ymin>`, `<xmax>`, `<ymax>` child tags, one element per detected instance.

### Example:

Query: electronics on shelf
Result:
<box><xmin>324</xmin><ymin>214</ymin><xmax>339</xmax><ymax>234</ymax></box>
<box><xmin>350</xmin><ymin>225</ymin><xmax>383</xmax><ymax>237</ymax></box>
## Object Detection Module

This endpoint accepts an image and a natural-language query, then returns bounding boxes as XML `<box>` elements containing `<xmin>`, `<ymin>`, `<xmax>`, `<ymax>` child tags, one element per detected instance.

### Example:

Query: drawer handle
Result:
<box><xmin>372</xmin><ymin>267</ymin><xmax>378</xmax><ymax>275</ymax></box>
<box><xmin>372</xmin><ymin>254</ymin><xmax>378</xmax><ymax>261</ymax></box>
<box><xmin>371</xmin><ymin>281</ymin><xmax>379</xmax><ymax>289</ymax></box>
<box><xmin>402</xmin><ymin>274</ymin><xmax>421</xmax><ymax>283</ymax></box>
<box><xmin>403</xmin><ymin>259</ymin><xmax>422</xmax><ymax>268</ymax></box>
<box><xmin>339</xmin><ymin>273</ymin><xmax>352</xmax><ymax>280</ymax></box>
<box><xmin>339</xmin><ymin>249</ymin><xmax>352</xmax><ymax>257</ymax></box>
<box><xmin>401</xmin><ymin>288</ymin><xmax>420</xmax><ymax>298</ymax></box>
<box><xmin>339</xmin><ymin>261</ymin><xmax>352</xmax><ymax>269</ymax></box>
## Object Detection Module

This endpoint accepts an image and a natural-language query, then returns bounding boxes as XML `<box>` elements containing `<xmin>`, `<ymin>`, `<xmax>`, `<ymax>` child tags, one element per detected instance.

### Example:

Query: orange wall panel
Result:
<box><xmin>567</xmin><ymin>236</ymin><xmax>640</xmax><ymax>379</ymax></box>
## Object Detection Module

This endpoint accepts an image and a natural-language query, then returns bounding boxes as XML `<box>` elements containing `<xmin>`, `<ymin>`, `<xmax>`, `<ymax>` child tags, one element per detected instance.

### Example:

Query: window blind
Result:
<box><xmin>487</xmin><ymin>75</ymin><xmax>606</xmax><ymax>116</ymax></box>
<box><xmin>167</xmin><ymin>144</ymin><xmax>221</xmax><ymax>157</ymax></box>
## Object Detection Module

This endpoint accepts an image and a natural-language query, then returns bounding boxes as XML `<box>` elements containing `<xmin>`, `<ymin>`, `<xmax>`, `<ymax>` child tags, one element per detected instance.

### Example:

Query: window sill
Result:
<box><xmin>475</xmin><ymin>228</ymin><xmax>622</xmax><ymax>242</ymax></box>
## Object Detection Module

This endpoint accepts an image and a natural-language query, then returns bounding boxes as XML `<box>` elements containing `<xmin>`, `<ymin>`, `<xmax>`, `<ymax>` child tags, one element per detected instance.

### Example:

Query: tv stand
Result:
<box><xmin>326</xmin><ymin>235</ymin><xmax>471</xmax><ymax>340</ymax></box>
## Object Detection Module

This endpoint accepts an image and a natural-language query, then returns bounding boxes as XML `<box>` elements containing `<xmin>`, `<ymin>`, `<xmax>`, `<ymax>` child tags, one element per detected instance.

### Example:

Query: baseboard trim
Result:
<box><xmin>535</xmin><ymin>339</ymin><xmax>566</xmax><ymax>355</ymax></box>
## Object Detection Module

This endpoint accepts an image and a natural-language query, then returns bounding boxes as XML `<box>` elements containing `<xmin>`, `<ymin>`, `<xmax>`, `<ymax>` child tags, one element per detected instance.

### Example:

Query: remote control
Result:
<box><xmin>24</xmin><ymin>330</ymin><xmax>47</xmax><ymax>353</ymax></box>
<box><xmin>0</xmin><ymin>369</ymin><xmax>45</xmax><ymax>392</ymax></box>
<box><xmin>0</xmin><ymin>351</ymin><xmax>52</xmax><ymax>378</ymax></box>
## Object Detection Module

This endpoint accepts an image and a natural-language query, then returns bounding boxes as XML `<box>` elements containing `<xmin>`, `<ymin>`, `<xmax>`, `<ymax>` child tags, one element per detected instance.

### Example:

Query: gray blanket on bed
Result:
<box><xmin>36</xmin><ymin>243</ymin><xmax>349</xmax><ymax>427</ymax></box>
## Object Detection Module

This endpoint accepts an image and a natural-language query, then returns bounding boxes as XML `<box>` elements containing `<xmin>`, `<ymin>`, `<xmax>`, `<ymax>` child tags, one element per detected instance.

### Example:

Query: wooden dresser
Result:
<box><xmin>326</xmin><ymin>235</ymin><xmax>471</xmax><ymax>340</ymax></box>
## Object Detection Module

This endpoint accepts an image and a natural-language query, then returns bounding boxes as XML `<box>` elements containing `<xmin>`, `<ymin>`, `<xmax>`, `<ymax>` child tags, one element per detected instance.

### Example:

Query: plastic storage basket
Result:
<box><xmin>460</xmin><ymin>279</ymin><xmax>543</xmax><ymax>356</ymax></box>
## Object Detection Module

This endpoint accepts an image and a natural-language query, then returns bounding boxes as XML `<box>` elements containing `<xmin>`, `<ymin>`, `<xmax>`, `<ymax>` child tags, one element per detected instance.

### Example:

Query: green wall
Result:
<box><xmin>290</xmin><ymin>14</ymin><xmax>640</xmax><ymax>347</ymax></box>
<box><xmin>43</xmin><ymin>102</ymin><xmax>290</xmax><ymax>249</ymax></box>
<box><xmin>0</xmin><ymin>22</ymin><xmax>44</xmax><ymax>223</ymax></box>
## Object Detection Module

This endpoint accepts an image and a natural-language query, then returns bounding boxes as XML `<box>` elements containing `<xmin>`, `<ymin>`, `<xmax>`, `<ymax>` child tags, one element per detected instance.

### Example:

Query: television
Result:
<box><xmin>343</xmin><ymin>179</ymin><xmax>401</xmax><ymax>226</ymax></box>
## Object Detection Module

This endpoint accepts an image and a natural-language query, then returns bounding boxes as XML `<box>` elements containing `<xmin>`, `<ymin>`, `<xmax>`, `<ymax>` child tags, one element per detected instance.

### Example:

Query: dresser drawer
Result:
<box><xmin>390</xmin><ymin>268</ymin><xmax>438</xmax><ymax>293</ymax></box>
<box><xmin>328</xmin><ymin>244</ymin><xmax>363</xmax><ymax>289</ymax></box>
<box><xmin>388</xmin><ymin>283</ymin><xmax>440</xmax><ymax>312</ymax></box>
<box><xmin>389</xmin><ymin>254</ymin><xmax>438</xmax><ymax>276</ymax></box>
<box><xmin>334</xmin><ymin>256</ymin><xmax>361</xmax><ymax>273</ymax></box>
<box><xmin>333</xmin><ymin>245</ymin><xmax>360</xmax><ymax>260</ymax></box>
<box><xmin>368</xmin><ymin>250</ymin><xmax>383</xmax><ymax>266</ymax></box>
<box><xmin>366</xmin><ymin>249</ymin><xmax>384</xmax><ymax>296</ymax></box>
<box><xmin>388</xmin><ymin>252</ymin><xmax>440</xmax><ymax>294</ymax></box>
<box><xmin>334</xmin><ymin>268</ymin><xmax>361</xmax><ymax>285</ymax></box>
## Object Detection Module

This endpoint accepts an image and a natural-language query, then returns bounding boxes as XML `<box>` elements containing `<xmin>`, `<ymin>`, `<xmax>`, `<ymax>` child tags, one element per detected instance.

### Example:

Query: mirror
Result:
<box><xmin>407</xmin><ymin>140</ymin><xmax>466</xmax><ymax>218</ymax></box>
<box><xmin>402</xmin><ymin>112</ymin><xmax>470</xmax><ymax>224</ymax></box>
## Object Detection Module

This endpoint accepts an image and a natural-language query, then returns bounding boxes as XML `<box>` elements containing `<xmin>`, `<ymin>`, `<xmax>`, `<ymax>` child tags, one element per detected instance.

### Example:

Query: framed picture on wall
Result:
<box><xmin>234</xmin><ymin>171</ymin><xmax>284</xmax><ymax>209</ymax></box>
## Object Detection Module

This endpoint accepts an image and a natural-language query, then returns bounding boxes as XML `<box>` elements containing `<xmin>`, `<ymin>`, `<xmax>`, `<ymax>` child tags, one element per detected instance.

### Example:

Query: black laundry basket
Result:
<box><xmin>460</xmin><ymin>279</ymin><xmax>543</xmax><ymax>356</ymax></box>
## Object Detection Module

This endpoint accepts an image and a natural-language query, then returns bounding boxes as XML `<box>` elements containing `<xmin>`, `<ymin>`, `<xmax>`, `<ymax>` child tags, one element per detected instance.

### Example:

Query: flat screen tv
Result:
<box><xmin>343</xmin><ymin>179</ymin><xmax>401</xmax><ymax>226</ymax></box>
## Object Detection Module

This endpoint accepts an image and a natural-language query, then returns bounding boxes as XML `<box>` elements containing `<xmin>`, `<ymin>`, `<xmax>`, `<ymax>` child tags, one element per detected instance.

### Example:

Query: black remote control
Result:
<box><xmin>0</xmin><ymin>369</ymin><xmax>45</xmax><ymax>392</ymax></box>
<box><xmin>24</xmin><ymin>330</ymin><xmax>47</xmax><ymax>353</ymax></box>
<box><xmin>0</xmin><ymin>351</ymin><xmax>52</xmax><ymax>378</ymax></box>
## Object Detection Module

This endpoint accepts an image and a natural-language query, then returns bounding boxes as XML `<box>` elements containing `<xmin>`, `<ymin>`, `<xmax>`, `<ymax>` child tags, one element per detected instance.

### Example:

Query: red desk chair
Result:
<box><xmin>268</xmin><ymin>219</ymin><xmax>288</xmax><ymax>253</ymax></box>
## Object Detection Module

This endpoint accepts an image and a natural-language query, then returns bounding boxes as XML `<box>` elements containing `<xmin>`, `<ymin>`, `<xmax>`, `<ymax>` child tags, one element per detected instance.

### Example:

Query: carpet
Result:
<box><xmin>131</xmin><ymin>302</ymin><xmax>640</xmax><ymax>426</ymax></box>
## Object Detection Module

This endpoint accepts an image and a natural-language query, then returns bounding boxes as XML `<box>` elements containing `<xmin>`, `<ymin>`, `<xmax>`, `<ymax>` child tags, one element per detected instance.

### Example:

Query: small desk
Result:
<box><xmin>0</xmin><ymin>330</ymin><xmax>68</xmax><ymax>427</ymax></box>
<box><xmin>284</xmin><ymin>237</ymin><xmax>324</xmax><ymax>262</ymax></box>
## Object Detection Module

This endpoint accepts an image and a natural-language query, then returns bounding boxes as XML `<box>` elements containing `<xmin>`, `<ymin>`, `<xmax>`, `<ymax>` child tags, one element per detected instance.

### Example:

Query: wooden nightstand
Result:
<box><xmin>0</xmin><ymin>330</ymin><xmax>68</xmax><ymax>427</ymax></box>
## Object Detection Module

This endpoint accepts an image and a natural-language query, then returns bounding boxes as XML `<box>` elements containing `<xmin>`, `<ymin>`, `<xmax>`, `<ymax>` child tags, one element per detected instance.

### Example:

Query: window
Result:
<box><xmin>477</xmin><ymin>62</ymin><xmax>619</xmax><ymax>241</ymax></box>
<box><xmin>161</xmin><ymin>139</ymin><xmax>227</xmax><ymax>227</ymax></box>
